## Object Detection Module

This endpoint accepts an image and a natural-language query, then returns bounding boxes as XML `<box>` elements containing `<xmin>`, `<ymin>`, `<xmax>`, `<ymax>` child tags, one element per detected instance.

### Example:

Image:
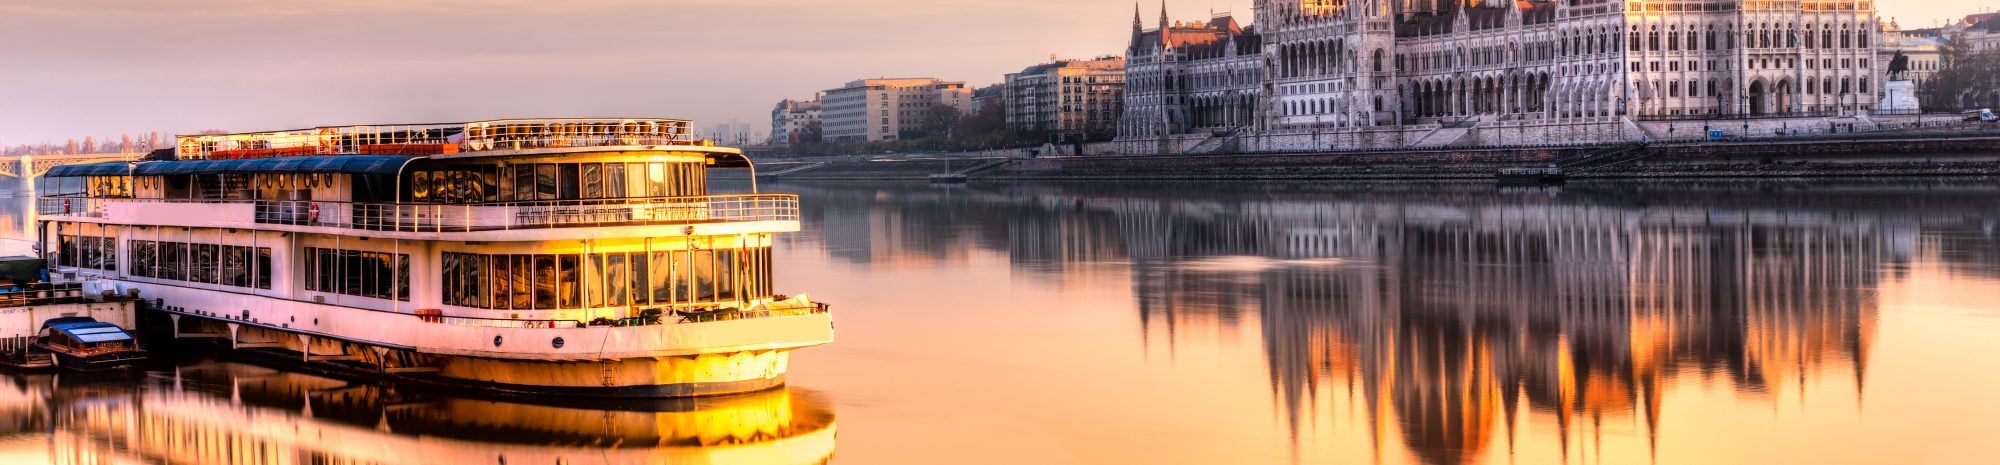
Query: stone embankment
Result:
<box><xmin>755</xmin><ymin>136</ymin><xmax>2000</xmax><ymax>181</ymax></box>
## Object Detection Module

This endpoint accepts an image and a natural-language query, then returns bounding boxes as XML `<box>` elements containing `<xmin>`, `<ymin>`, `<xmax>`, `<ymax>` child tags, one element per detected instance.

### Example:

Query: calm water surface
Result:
<box><xmin>5</xmin><ymin>177</ymin><xmax>2000</xmax><ymax>464</ymax></box>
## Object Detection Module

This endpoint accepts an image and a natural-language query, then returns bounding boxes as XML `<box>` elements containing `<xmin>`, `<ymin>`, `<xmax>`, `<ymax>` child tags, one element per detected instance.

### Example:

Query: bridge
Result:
<box><xmin>0</xmin><ymin>152</ymin><xmax>143</xmax><ymax>179</ymax></box>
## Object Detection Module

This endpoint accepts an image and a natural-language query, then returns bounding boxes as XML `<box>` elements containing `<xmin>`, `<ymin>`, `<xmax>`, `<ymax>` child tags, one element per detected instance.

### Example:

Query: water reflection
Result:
<box><xmin>0</xmin><ymin>361</ymin><xmax>837</xmax><ymax>465</ymax></box>
<box><xmin>780</xmin><ymin>179</ymin><xmax>2000</xmax><ymax>465</ymax></box>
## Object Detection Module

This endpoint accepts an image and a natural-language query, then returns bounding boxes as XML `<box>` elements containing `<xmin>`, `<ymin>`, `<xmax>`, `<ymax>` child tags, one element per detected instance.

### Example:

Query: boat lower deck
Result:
<box><xmin>149</xmin><ymin>284</ymin><xmax>832</xmax><ymax>398</ymax></box>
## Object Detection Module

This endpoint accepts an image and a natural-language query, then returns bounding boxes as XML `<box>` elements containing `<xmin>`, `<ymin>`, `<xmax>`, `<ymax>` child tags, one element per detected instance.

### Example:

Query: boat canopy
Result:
<box><xmin>46</xmin><ymin>155</ymin><xmax>422</xmax><ymax>178</ymax></box>
<box><xmin>706</xmin><ymin>152</ymin><xmax>753</xmax><ymax>169</ymax></box>
<box><xmin>42</xmin><ymin>318</ymin><xmax>134</xmax><ymax>344</ymax></box>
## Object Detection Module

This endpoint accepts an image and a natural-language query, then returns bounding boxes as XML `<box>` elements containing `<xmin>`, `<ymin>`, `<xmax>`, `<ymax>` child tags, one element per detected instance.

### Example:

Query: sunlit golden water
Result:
<box><xmin>775</xmin><ymin>179</ymin><xmax>2000</xmax><ymax>465</ymax></box>
<box><xmin>4</xmin><ymin>178</ymin><xmax>2000</xmax><ymax>464</ymax></box>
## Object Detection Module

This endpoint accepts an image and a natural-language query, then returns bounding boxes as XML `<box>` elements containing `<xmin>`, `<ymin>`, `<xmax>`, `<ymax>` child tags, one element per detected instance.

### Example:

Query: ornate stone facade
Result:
<box><xmin>1117</xmin><ymin>6</ymin><xmax>1265</xmax><ymax>149</ymax></box>
<box><xmin>1119</xmin><ymin>1</ymin><xmax>1884</xmax><ymax>151</ymax></box>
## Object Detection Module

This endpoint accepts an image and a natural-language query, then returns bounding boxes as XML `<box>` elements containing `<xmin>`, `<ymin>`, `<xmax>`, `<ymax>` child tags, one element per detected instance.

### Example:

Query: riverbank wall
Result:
<box><xmin>755</xmin><ymin>135</ymin><xmax>2000</xmax><ymax>181</ymax></box>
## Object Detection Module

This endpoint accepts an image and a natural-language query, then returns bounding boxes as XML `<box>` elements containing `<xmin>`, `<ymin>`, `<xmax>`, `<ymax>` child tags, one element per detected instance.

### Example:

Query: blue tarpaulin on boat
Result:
<box><xmin>42</xmin><ymin>318</ymin><xmax>133</xmax><ymax>344</ymax></box>
<box><xmin>46</xmin><ymin>156</ymin><xmax>420</xmax><ymax>178</ymax></box>
<box><xmin>42</xmin><ymin>162</ymin><xmax>131</xmax><ymax>177</ymax></box>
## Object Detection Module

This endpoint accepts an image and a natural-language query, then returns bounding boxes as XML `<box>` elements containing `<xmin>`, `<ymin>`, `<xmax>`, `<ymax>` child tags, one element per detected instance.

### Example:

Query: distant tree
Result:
<box><xmin>922</xmin><ymin>104</ymin><xmax>964</xmax><ymax>140</ymax></box>
<box><xmin>119</xmin><ymin>134</ymin><xmax>133</xmax><ymax>152</ymax></box>
<box><xmin>81</xmin><ymin>136</ymin><xmax>95</xmax><ymax>153</ymax></box>
<box><xmin>66</xmin><ymin>139</ymin><xmax>78</xmax><ymax>155</ymax></box>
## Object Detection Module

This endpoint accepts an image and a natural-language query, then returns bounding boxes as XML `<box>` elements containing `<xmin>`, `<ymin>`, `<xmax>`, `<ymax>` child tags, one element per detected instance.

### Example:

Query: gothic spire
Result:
<box><xmin>1134</xmin><ymin>2</ymin><xmax>1143</xmax><ymax>33</ymax></box>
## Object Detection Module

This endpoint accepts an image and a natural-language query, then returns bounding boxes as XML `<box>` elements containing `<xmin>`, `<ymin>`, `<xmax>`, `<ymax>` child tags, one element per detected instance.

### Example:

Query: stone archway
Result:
<box><xmin>1748</xmin><ymin>80</ymin><xmax>1768</xmax><ymax>116</ymax></box>
<box><xmin>1775</xmin><ymin>79</ymin><xmax>1794</xmax><ymax>114</ymax></box>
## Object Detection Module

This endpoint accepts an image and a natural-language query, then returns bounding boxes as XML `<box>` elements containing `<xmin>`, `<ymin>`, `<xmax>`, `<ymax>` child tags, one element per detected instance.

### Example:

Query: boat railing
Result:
<box><xmin>0</xmin><ymin>283</ymin><xmax>87</xmax><ymax>308</ymax></box>
<box><xmin>417</xmin><ymin>301</ymin><xmax>830</xmax><ymax>330</ymax></box>
<box><xmin>678</xmin><ymin>301</ymin><xmax>831</xmax><ymax>324</ymax></box>
<box><xmin>425</xmin><ymin>314</ymin><xmax>587</xmax><ymax>329</ymax></box>
<box><xmin>176</xmin><ymin>118</ymin><xmax>699</xmax><ymax>159</ymax></box>
<box><xmin>37</xmin><ymin>195</ymin><xmax>106</xmax><ymax>218</ymax></box>
<box><xmin>41</xmin><ymin>194</ymin><xmax>799</xmax><ymax>232</ymax></box>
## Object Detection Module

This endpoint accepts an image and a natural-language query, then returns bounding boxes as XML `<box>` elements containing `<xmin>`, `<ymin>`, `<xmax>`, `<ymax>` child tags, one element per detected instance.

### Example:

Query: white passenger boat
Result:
<box><xmin>33</xmin><ymin>118</ymin><xmax>834</xmax><ymax>397</ymax></box>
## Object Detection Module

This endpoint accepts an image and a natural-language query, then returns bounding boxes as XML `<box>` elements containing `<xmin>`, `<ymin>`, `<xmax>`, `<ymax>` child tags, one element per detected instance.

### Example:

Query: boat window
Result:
<box><xmin>532</xmin><ymin>254</ymin><xmax>557</xmax><ymax>310</ymax></box>
<box><xmin>56</xmin><ymin>233</ymin><xmax>118</xmax><ymax>271</ymax></box>
<box><xmin>629</xmin><ymin>251</ymin><xmax>650</xmax><ymax>306</ymax></box>
<box><xmin>514</xmin><ymin>165</ymin><xmax>536</xmax><ymax>201</ymax></box>
<box><xmin>647</xmin><ymin>163</ymin><xmax>667</xmax><ymax>197</ymax></box>
<box><xmin>497</xmin><ymin>166</ymin><xmax>515</xmax><ymax>201</ymax></box>
<box><xmin>489</xmin><ymin>256</ymin><xmax>511</xmax><ymax>310</ymax></box>
<box><xmin>129</xmin><ymin>241</ymin><xmax>156</xmax><ymax>279</ymax></box>
<box><xmin>412</xmin><ymin>172</ymin><xmax>432</xmax><ymax>202</ymax></box>
<box><xmin>479</xmin><ymin>167</ymin><xmax>500</xmax><ymax>202</ymax></box>
<box><xmin>190</xmin><ymin>244</ymin><xmax>219</xmax><ymax>284</ymax></box>
<box><xmin>650</xmin><ymin>251</ymin><xmax>674</xmax><ymax>304</ymax></box>
<box><xmin>303</xmin><ymin>247</ymin><xmax>409</xmax><ymax>302</ymax></box>
<box><xmin>582</xmin><ymin>164</ymin><xmax>603</xmax><ymax>199</ymax></box>
<box><xmin>438</xmin><ymin>244</ymin><xmax>773</xmax><ymax>311</ymax></box>
<box><xmin>558</xmin><ymin>254</ymin><xmax>581</xmax><ymax>309</ymax></box>
<box><xmin>159</xmin><ymin>242</ymin><xmax>187</xmax><ymax>281</ymax></box>
<box><xmin>690</xmin><ymin>250</ymin><xmax>716</xmax><ymax>301</ymax></box>
<box><xmin>510</xmin><ymin>255</ymin><xmax>533</xmax><ymax>310</ymax></box>
<box><xmin>558</xmin><ymin>164</ymin><xmax>581</xmax><ymax>200</ymax></box>
<box><xmin>585</xmin><ymin>254</ymin><xmax>606</xmax><ymax>308</ymax></box>
<box><xmin>535</xmin><ymin>165</ymin><xmax>558</xmax><ymax>201</ymax></box>
<box><xmin>604</xmin><ymin>163</ymin><xmax>627</xmax><ymax>199</ymax></box>
<box><xmin>606</xmin><ymin>253</ymin><xmax>630</xmax><ymax>306</ymax></box>
<box><xmin>627</xmin><ymin>163</ymin><xmax>648</xmax><ymax>199</ymax></box>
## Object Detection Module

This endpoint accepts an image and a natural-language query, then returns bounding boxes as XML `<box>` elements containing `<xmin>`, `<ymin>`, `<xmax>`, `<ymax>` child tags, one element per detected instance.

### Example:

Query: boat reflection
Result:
<box><xmin>781</xmin><ymin>179</ymin><xmax>2000</xmax><ymax>464</ymax></box>
<box><xmin>1</xmin><ymin>361</ymin><xmax>835</xmax><ymax>465</ymax></box>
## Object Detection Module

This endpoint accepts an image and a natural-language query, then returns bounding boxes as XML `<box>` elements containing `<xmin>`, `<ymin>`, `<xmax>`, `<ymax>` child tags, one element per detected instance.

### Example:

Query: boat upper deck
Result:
<box><xmin>174</xmin><ymin>118</ymin><xmax>702</xmax><ymax>159</ymax></box>
<box><xmin>36</xmin><ymin>118</ymin><xmax>796</xmax><ymax>239</ymax></box>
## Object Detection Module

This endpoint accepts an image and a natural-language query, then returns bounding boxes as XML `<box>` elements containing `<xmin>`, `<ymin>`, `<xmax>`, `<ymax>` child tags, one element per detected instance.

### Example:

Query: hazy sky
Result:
<box><xmin>0</xmin><ymin>0</ymin><xmax>1989</xmax><ymax>144</ymax></box>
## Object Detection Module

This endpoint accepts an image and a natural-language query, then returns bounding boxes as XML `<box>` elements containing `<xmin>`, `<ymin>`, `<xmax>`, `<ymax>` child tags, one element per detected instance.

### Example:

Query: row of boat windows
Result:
<box><xmin>409</xmin><ymin>162</ymin><xmax>709</xmax><ymax>204</ymax></box>
<box><xmin>56</xmin><ymin>234</ymin><xmax>117</xmax><ymax>271</ymax></box>
<box><xmin>303</xmin><ymin>247</ymin><xmax>411</xmax><ymax>302</ymax></box>
<box><xmin>440</xmin><ymin>248</ymin><xmax>775</xmax><ymax>311</ymax></box>
<box><xmin>128</xmin><ymin>241</ymin><xmax>275</xmax><ymax>290</ymax></box>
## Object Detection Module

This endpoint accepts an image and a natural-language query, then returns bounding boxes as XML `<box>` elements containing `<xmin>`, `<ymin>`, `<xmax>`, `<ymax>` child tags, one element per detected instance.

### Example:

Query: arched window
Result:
<box><xmin>1707</xmin><ymin>28</ymin><xmax>1718</xmax><ymax>50</ymax></box>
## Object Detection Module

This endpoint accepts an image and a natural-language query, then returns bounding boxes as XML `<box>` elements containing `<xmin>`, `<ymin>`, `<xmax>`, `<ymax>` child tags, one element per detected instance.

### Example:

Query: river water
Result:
<box><xmin>4</xmin><ymin>177</ymin><xmax>2000</xmax><ymax>464</ymax></box>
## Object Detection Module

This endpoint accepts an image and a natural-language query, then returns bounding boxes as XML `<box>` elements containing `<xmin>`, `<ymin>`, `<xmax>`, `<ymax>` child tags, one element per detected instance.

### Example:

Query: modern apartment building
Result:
<box><xmin>820</xmin><ymin>78</ymin><xmax>973</xmax><ymax>142</ymax></box>
<box><xmin>1004</xmin><ymin>57</ymin><xmax>1127</xmax><ymax>142</ymax></box>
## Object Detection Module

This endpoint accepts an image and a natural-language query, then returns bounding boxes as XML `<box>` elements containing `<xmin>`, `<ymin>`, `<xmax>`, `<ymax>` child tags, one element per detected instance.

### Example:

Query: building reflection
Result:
<box><xmin>781</xmin><ymin>179</ymin><xmax>2000</xmax><ymax>465</ymax></box>
<box><xmin>0</xmin><ymin>361</ymin><xmax>835</xmax><ymax>465</ymax></box>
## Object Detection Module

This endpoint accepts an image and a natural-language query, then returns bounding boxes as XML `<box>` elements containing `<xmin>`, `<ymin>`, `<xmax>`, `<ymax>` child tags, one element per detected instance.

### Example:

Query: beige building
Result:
<box><xmin>821</xmin><ymin>78</ymin><xmax>973</xmax><ymax>143</ymax></box>
<box><xmin>1004</xmin><ymin>57</ymin><xmax>1127</xmax><ymax>142</ymax></box>
<box><xmin>769</xmin><ymin>97</ymin><xmax>822</xmax><ymax>145</ymax></box>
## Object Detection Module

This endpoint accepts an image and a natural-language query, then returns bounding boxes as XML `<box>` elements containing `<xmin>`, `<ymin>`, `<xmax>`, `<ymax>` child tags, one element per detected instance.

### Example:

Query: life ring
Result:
<box><xmin>306</xmin><ymin>202</ymin><xmax>321</xmax><ymax>223</ymax></box>
<box><xmin>317</xmin><ymin>128</ymin><xmax>338</xmax><ymax>154</ymax></box>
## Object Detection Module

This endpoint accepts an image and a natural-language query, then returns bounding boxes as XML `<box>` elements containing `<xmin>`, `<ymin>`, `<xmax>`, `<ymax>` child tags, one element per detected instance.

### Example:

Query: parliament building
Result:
<box><xmin>1117</xmin><ymin>0</ymin><xmax>1883</xmax><ymax>153</ymax></box>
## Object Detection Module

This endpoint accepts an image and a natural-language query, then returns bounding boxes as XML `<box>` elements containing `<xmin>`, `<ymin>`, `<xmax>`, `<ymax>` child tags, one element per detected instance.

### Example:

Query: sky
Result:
<box><xmin>0</xmin><ymin>0</ymin><xmax>1989</xmax><ymax>144</ymax></box>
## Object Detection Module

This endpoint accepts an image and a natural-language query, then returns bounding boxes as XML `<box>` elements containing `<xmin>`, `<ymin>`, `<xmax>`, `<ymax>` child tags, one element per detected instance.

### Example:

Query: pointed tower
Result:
<box><xmin>1134</xmin><ymin>2</ymin><xmax>1144</xmax><ymax>36</ymax></box>
<box><xmin>1159</xmin><ymin>1</ymin><xmax>1171</xmax><ymax>47</ymax></box>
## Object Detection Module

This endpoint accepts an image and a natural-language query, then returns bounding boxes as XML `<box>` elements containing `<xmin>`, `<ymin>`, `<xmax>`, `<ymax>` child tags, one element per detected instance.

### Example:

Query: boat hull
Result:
<box><xmin>38</xmin><ymin>345</ymin><xmax>147</xmax><ymax>372</ymax></box>
<box><xmin>154</xmin><ymin>287</ymin><xmax>833</xmax><ymax>399</ymax></box>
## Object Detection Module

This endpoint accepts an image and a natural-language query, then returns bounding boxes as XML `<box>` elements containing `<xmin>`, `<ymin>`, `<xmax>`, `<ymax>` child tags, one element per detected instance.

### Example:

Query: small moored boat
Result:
<box><xmin>1496</xmin><ymin>166</ymin><xmax>1567</xmax><ymax>185</ymax></box>
<box><xmin>34</xmin><ymin>317</ymin><xmax>147</xmax><ymax>371</ymax></box>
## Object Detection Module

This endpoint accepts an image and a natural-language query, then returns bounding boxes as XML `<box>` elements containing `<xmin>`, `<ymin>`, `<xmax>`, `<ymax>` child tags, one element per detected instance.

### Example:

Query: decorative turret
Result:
<box><xmin>1160</xmin><ymin>1</ymin><xmax>1171</xmax><ymax>46</ymax></box>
